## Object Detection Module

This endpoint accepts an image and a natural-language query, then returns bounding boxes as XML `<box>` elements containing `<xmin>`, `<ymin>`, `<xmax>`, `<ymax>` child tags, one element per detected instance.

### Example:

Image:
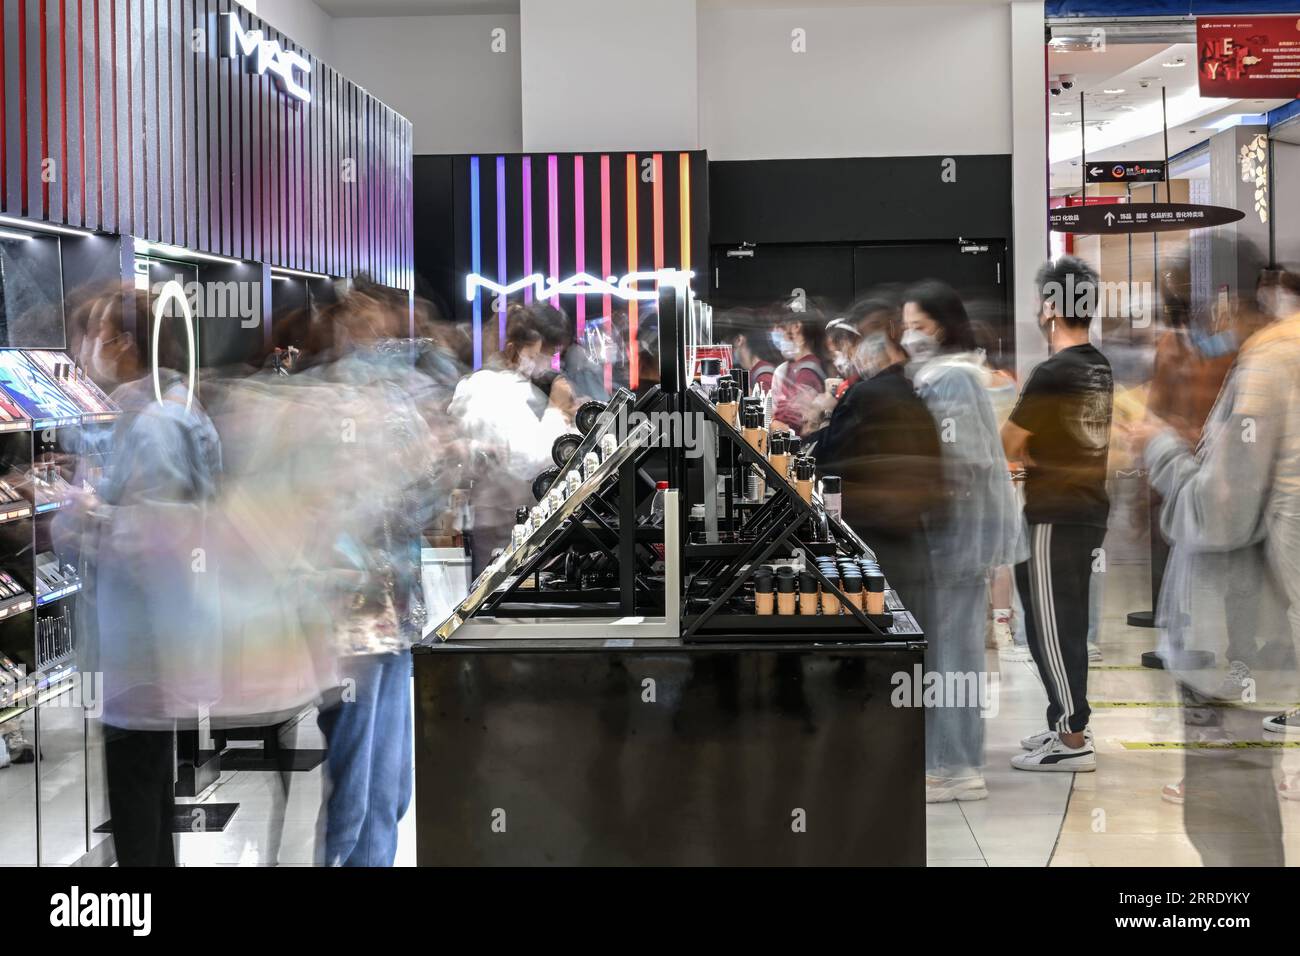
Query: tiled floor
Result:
<box><xmin>153</xmin><ymin>557</ymin><xmax>1298</xmax><ymax>867</ymax></box>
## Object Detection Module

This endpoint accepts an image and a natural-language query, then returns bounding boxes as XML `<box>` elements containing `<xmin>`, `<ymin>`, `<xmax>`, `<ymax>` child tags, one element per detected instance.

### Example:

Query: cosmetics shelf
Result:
<box><xmin>0</xmin><ymin>591</ymin><xmax>35</xmax><ymax>620</ymax></box>
<box><xmin>36</xmin><ymin>581</ymin><xmax>82</xmax><ymax>607</ymax></box>
<box><xmin>0</xmin><ymin>502</ymin><xmax>32</xmax><ymax>524</ymax></box>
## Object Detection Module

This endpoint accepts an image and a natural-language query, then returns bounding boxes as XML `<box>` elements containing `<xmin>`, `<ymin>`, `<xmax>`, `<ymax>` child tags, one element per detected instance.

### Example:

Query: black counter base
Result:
<box><xmin>414</xmin><ymin>640</ymin><xmax>925</xmax><ymax>865</ymax></box>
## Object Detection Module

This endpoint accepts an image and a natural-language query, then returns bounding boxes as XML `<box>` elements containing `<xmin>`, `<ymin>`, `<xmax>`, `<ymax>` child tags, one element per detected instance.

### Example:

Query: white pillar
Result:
<box><xmin>1010</xmin><ymin>1</ymin><xmax>1048</xmax><ymax>382</ymax></box>
<box><xmin>519</xmin><ymin>0</ymin><xmax>699</xmax><ymax>153</ymax></box>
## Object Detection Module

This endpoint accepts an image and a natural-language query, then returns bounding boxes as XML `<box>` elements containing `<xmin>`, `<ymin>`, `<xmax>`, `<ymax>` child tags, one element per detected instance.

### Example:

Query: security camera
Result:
<box><xmin>1139</xmin><ymin>79</ymin><xmax>1150</xmax><ymax>89</ymax></box>
<box><xmin>1049</xmin><ymin>76</ymin><xmax>1063</xmax><ymax>96</ymax></box>
<box><xmin>1060</xmin><ymin>74</ymin><xmax>1076</xmax><ymax>90</ymax></box>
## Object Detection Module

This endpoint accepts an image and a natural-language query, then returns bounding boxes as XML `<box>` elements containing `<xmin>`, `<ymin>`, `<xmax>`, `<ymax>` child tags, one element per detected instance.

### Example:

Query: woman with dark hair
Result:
<box><xmin>713</xmin><ymin>308</ymin><xmax>781</xmax><ymax>393</ymax></box>
<box><xmin>901</xmin><ymin>280</ymin><xmax>1025</xmax><ymax>803</ymax></box>
<box><xmin>771</xmin><ymin>309</ymin><xmax>830</xmax><ymax>436</ymax></box>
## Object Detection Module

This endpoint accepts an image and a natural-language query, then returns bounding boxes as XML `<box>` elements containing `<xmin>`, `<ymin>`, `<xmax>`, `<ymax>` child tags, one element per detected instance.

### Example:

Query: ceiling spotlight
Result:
<box><xmin>1051</xmin><ymin>110</ymin><xmax>1073</xmax><ymax>116</ymax></box>
<box><xmin>1103</xmin><ymin>88</ymin><xmax>1125</xmax><ymax>94</ymax></box>
<box><xmin>1162</xmin><ymin>58</ymin><xmax>1186</xmax><ymax>68</ymax></box>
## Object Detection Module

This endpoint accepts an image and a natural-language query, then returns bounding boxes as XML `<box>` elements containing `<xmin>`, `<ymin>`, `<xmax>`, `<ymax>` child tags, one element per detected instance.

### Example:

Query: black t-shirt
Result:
<box><xmin>1009</xmin><ymin>344</ymin><xmax>1114</xmax><ymax>528</ymax></box>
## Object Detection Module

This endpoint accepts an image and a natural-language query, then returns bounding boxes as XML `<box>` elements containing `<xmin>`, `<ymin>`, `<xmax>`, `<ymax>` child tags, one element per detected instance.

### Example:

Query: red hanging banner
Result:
<box><xmin>1197</xmin><ymin>15</ymin><xmax>1300</xmax><ymax>99</ymax></box>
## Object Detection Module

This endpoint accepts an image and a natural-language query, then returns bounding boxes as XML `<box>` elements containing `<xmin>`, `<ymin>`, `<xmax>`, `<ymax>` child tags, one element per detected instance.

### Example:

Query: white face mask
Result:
<box><xmin>772</xmin><ymin>330</ymin><xmax>800</xmax><ymax>361</ymax></box>
<box><xmin>900</xmin><ymin>328</ymin><xmax>940</xmax><ymax>364</ymax></box>
<box><xmin>833</xmin><ymin>354</ymin><xmax>852</xmax><ymax>376</ymax></box>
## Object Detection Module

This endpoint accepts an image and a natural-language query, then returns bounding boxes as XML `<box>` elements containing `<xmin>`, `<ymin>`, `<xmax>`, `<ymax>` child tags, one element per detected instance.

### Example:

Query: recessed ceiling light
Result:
<box><xmin>1103</xmin><ymin>88</ymin><xmax>1125</xmax><ymax>94</ymax></box>
<box><xmin>1051</xmin><ymin>110</ymin><xmax>1073</xmax><ymax>116</ymax></box>
<box><xmin>1162</xmin><ymin>58</ymin><xmax>1186</xmax><ymax>68</ymax></box>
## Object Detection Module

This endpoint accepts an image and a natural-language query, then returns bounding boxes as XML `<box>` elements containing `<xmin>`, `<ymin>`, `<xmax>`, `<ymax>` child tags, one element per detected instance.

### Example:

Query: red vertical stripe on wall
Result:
<box><xmin>0</xmin><ymin>11</ymin><xmax>7</xmax><ymax>210</ymax></box>
<box><xmin>18</xmin><ymin>0</ymin><xmax>29</xmax><ymax>215</ymax></box>
<box><xmin>59</xmin><ymin>0</ymin><xmax>69</xmax><ymax>218</ymax></box>
<box><xmin>39</xmin><ymin>1</ymin><xmax>49</xmax><ymax>217</ymax></box>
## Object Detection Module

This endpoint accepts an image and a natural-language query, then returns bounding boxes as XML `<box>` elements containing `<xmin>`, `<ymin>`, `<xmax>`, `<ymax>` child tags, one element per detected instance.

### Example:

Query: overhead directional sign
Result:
<box><xmin>1050</xmin><ymin>202</ymin><xmax>1246</xmax><ymax>234</ymax></box>
<box><xmin>1085</xmin><ymin>161</ymin><xmax>1166</xmax><ymax>184</ymax></box>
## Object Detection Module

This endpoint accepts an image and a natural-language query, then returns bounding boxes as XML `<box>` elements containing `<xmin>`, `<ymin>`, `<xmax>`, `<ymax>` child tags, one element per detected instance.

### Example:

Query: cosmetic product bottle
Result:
<box><xmin>798</xmin><ymin>571</ymin><xmax>819</xmax><ymax>615</ymax></box>
<box><xmin>699</xmin><ymin>357</ymin><xmax>722</xmax><ymax>391</ymax></box>
<box><xmin>865</xmin><ymin>570</ymin><xmax>887</xmax><ymax>616</ymax></box>
<box><xmin>582</xmin><ymin>451</ymin><xmax>600</xmax><ymax>481</ymax></box>
<box><xmin>794</xmin><ymin>456</ymin><xmax>816</xmax><ymax>503</ymax></box>
<box><xmin>730</xmin><ymin>366</ymin><xmax>749</xmax><ymax>398</ymax></box>
<box><xmin>600</xmin><ymin>433</ymin><xmax>618</xmax><ymax>460</ymax></box>
<box><xmin>741</xmin><ymin>401</ymin><xmax>767</xmax><ymax>455</ymax></box>
<box><xmin>753</xmin><ymin>570</ymin><xmax>774</xmax><ymax>615</ymax></box>
<box><xmin>821</xmin><ymin>575</ymin><xmax>841</xmax><ymax>615</ymax></box>
<box><xmin>768</xmin><ymin>430</ymin><xmax>792</xmax><ymax>482</ymax></box>
<box><xmin>566</xmin><ymin>469</ymin><xmax>582</xmax><ymax>496</ymax></box>
<box><xmin>776</xmin><ymin>567</ymin><xmax>797</xmax><ymax>616</ymax></box>
<box><xmin>820</xmin><ymin>475</ymin><xmax>842</xmax><ymax>519</ymax></box>
<box><xmin>714</xmin><ymin>378</ymin><xmax>738</xmax><ymax>427</ymax></box>
<box><xmin>841</xmin><ymin>572</ymin><xmax>864</xmax><ymax>612</ymax></box>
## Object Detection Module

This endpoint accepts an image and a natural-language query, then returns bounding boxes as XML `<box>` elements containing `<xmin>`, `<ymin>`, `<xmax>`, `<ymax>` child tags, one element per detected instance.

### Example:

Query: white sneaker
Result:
<box><xmin>1021</xmin><ymin>727</ymin><xmax>1093</xmax><ymax>751</ymax></box>
<box><xmin>1087</xmin><ymin>643</ymin><xmax>1103</xmax><ymax>662</ymax></box>
<box><xmin>1210</xmin><ymin>661</ymin><xmax>1253</xmax><ymax>702</ymax></box>
<box><xmin>1263</xmin><ymin>708</ymin><xmax>1300</xmax><ymax>737</ymax></box>
<box><xmin>999</xmin><ymin>643</ymin><xmax>1034</xmax><ymax>663</ymax></box>
<box><xmin>991</xmin><ymin>619</ymin><xmax>1014</xmax><ymax>651</ymax></box>
<box><xmin>1012</xmin><ymin>735</ymin><xmax>1096</xmax><ymax>772</ymax></box>
<box><xmin>926</xmin><ymin>774</ymin><xmax>989</xmax><ymax>803</ymax></box>
<box><xmin>0</xmin><ymin>733</ymin><xmax>9</xmax><ymax>769</ymax></box>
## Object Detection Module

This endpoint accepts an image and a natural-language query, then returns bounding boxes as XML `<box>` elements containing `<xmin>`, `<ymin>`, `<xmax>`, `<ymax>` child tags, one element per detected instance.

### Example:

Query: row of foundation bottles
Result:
<box><xmin>711</xmin><ymin>375</ymin><xmax>841</xmax><ymax>510</ymax></box>
<box><xmin>751</xmin><ymin>558</ymin><xmax>887</xmax><ymax>618</ymax></box>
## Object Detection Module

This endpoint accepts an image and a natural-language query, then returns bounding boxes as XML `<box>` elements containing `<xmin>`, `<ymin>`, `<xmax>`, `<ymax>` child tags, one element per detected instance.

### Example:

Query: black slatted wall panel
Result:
<box><xmin>0</xmin><ymin>0</ymin><xmax>412</xmax><ymax>290</ymax></box>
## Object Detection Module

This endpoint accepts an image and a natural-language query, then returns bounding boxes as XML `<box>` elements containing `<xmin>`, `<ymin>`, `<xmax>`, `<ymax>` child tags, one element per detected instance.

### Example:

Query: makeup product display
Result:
<box><xmin>865</xmin><ymin>569</ymin><xmax>886</xmax><ymax>616</ymax></box>
<box><xmin>36</xmin><ymin>606</ymin><xmax>74</xmax><ymax>666</ymax></box>
<box><xmin>0</xmin><ymin>384</ymin><xmax>32</xmax><ymax>432</ymax></box>
<box><xmin>552</xmin><ymin>433</ymin><xmax>584</xmax><ymax>469</ymax></box>
<box><xmin>0</xmin><ymin>349</ymin><xmax>83</xmax><ymax>428</ymax></box>
<box><xmin>582</xmin><ymin>451</ymin><xmax>601</xmax><ymax>481</ymax></box>
<box><xmin>768</xmin><ymin>430</ymin><xmax>792</xmax><ymax>482</ymax></box>
<box><xmin>28</xmin><ymin>461</ymin><xmax>76</xmax><ymax>511</ymax></box>
<box><xmin>532</xmin><ymin>468</ymin><xmax>561</xmax><ymax>502</ymax></box>
<box><xmin>794</xmin><ymin>455</ymin><xmax>816</xmax><ymax>504</ymax></box>
<box><xmin>574</xmin><ymin>400</ymin><xmax>607</xmax><ymax>436</ymax></box>
<box><xmin>23</xmin><ymin>350</ymin><xmax>120</xmax><ymax>422</ymax></box>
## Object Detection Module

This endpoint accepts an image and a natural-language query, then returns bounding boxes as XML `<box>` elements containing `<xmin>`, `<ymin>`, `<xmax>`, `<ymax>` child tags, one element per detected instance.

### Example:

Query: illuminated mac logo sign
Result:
<box><xmin>466</xmin><ymin>270</ymin><xmax>693</xmax><ymax>302</ymax></box>
<box><xmin>218</xmin><ymin>12</ymin><xmax>312</xmax><ymax>104</ymax></box>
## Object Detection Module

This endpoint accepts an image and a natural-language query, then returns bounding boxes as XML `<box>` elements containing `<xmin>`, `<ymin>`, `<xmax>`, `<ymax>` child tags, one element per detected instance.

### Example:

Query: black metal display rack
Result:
<box><xmin>430</xmin><ymin>287</ymin><xmax>924</xmax><ymax>646</ymax></box>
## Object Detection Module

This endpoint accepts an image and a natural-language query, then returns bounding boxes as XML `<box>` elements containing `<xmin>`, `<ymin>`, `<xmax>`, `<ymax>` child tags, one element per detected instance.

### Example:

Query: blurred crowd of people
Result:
<box><xmin>46</xmin><ymin>245</ymin><xmax>1300</xmax><ymax>866</ymax></box>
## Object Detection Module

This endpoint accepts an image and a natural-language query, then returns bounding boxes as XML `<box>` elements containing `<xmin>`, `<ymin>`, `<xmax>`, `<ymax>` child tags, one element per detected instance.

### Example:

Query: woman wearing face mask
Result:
<box><xmin>770</xmin><ymin>310</ymin><xmax>830</xmax><ymax>437</ymax></box>
<box><xmin>817</xmin><ymin>299</ymin><xmax>943</xmax><ymax>613</ymax></box>
<box><xmin>901</xmin><ymin>281</ymin><xmax>1026</xmax><ymax>804</ymax></box>
<box><xmin>448</xmin><ymin>308</ymin><xmax>572</xmax><ymax>574</ymax></box>
<box><xmin>801</xmin><ymin>318</ymin><xmax>862</xmax><ymax>439</ymax></box>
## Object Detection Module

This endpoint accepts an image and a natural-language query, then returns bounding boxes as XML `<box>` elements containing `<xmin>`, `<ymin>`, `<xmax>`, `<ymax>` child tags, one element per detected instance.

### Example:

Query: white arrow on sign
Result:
<box><xmin>1104</xmin><ymin>211</ymin><xmax>1115</xmax><ymax>226</ymax></box>
<box><xmin>1090</xmin><ymin>167</ymin><xmax>1105</xmax><ymax>176</ymax></box>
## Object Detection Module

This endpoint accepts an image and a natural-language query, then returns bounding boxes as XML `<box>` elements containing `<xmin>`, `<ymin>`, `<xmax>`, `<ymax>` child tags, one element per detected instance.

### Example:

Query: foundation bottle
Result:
<box><xmin>741</xmin><ymin>402</ymin><xmax>767</xmax><ymax>456</ymax></box>
<box><xmin>820</xmin><ymin>475</ymin><xmax>842</xmax><ymax>519</ymax></box>
<box><xmin>865</xmin><ymin>570</ymin><xmax>887</xmax><ymax>616</ymax></box>
<box><xmin>821</xmin><ymin>574</ymin><xmax>841</xmax><ymax>615</ymax></box>
<box><xmin>768</xmin><ymin>430</ymin><xmax>792</xmax><ymax>482</ymax></box>
<box><xmin>715</xmin><ymin>378</ymin><xmax>739</xmax><ymax>427</ymax></box>
<box><xmin>776</xmin><ymin>568</ymin><xmax>797</xmax><ymax>616</ymax></box>
<box><xmin>841</xmin><ymin>572</ymin><xmax>864</xmax><ymax>612</ymax></box>
<box><xmin>753</xmin><ymin>570</ymin><xmax>774</xmax><ymax>615</ymax></box>
<box><xmin>798</xmin><ymin>571</ymin><xmax>819</xmax><ymax>616</ymax></box>
<box><xmin>794</xmin><ymin>455</ymin><xmax>816</xmax><ymax>504</ymax></box>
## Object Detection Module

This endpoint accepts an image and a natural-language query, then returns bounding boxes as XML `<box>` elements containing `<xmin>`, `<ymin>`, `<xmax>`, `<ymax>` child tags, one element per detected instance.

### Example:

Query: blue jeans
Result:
<box><xmin>317</xmin><ymin>651</ymin><xmax>413</xmax><ymax>866</ymax></box>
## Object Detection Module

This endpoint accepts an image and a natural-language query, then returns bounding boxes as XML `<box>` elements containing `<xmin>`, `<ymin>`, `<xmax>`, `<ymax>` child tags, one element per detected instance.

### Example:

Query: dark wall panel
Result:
<box><xmin>709</xmin><ymin>155</ymin><xmax>1013</xmax><ymax>247</ymax></box>
<box><xmin>0</xmin><ymin>0</ymin><xmax>412</xmax><ymax>290</ymax></box>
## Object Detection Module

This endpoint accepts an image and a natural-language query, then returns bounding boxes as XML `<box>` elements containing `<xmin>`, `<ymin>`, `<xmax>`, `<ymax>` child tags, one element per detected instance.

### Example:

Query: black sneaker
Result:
<box><xmin>1263</xmin><ymin>708</ymin><xmax>1300</xmax><ymax>737</ymax></box>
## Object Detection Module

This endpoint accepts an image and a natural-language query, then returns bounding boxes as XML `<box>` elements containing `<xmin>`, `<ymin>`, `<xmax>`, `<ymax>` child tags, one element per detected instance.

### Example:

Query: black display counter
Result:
<box><xmin>413</xmin><ymin>635</ymin><xmax>925</xmax><ymax>866</ymax></box>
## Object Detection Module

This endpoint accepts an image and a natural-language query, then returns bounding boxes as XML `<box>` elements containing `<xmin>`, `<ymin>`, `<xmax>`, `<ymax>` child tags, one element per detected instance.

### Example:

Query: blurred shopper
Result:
<box><xmin>72</xmin><ymin>288</ymin><xmax>223</xmax><ymax>866</ymax></box>
<box><xmin>1127</xmin><ymin>268</ymin><xmax>1300</xmax><ymax>863</ymax></box>
<box><xmin>1002</xmin><ymin>257</ymin><xmax>1113</xmax><ymax>773</ymax></box>
<box><xmin>304</xmin><ymin>287</ymin><xmax>440</xmax><ymax>867</ymax></box>
<box><xmin>770</xmin><ymin>310</ymin><xmax>829</xmax><ymax>437</ymax></box>
<box><xmin>818</xmin><ymin>298</ymin><xmax>941</xmax><ymax>609</ymax></box>
<box><xmin>449</xmin><ymin>306</ymin><xmax>572</xmax><ymax>574</ymax></box>
<box><xmin>801</xmin><ymin>317</ymin><xmax>861</xmax><ymax>438</ymax></box>
<box><xmin>902</xmin><ymin>281</ymin><xmax>1025</xmax><ymax>800</ymax></box>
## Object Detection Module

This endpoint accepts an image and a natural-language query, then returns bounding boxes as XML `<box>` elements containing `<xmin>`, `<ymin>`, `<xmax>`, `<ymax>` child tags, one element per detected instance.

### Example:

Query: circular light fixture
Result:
<box><xmin>151</xmin><ymin>280</ymin><xmax>197</xmax><ymax>414</ymax></box>
<box><xmin>1051</xmin><ymin>110</ymin><xmax>1073</xmax><ymax>116</ymax></box>
<box><xmin>1103</xmin><ymin>88</ymin><xmax>1125</xmax><ymax>94</ymax></box>
<box><xmin>1162</xmin><ymin>58</ymin><xmax>1186</xmax><ymax>68</ymax></box>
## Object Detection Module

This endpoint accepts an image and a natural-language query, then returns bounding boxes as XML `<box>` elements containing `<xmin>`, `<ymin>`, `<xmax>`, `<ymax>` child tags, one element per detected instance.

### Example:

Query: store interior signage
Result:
<box><xmin>1197</xmin><ymin>16</ymin><xmax>1300</xmax><ymax>99</ymax></box>
<box><xmin>219</xmin><ymin>12</ymin><xmax>312</xmax><ymax>104</ymax></box>
<box><xmin>465</xmin><ymin>270</ymin><xmax>694</xmax><ymax>303</ymax></box>
<box><xmin>1049</xmin><ymin>202</ymin><xmax>1245</xmax><ymax>235</ymax></box>
<box><xmin>1085</xmin><ymin>161</ymin><xmax>1166</xmax><ymax>184</ymax></box>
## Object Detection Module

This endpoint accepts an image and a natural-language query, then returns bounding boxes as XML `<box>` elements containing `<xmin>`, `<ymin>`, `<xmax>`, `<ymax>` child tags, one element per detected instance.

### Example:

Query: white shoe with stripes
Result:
<box><xmin>1011</xmin><ymin>735</ymin><xmax>1096</xmax><ymax>772</ymax></box>
<box><xmin>1020</xmin><ymin>727</ymin><xmax>1093</xmax><ymax>751</ymax></box>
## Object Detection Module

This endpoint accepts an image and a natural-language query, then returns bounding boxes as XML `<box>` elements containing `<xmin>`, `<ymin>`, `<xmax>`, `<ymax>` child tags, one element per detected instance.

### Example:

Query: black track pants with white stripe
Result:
<box><xmin>1015</xmin><ymin>523</ymin><xmax>1105</xmax><ymax>735</ymax></box>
